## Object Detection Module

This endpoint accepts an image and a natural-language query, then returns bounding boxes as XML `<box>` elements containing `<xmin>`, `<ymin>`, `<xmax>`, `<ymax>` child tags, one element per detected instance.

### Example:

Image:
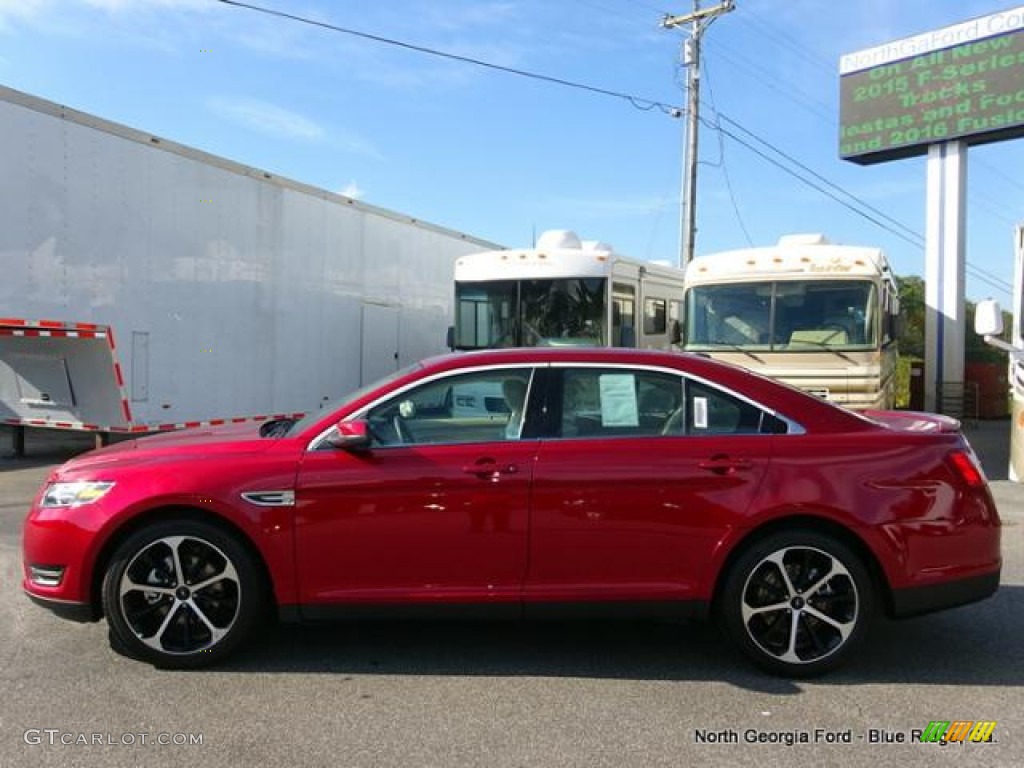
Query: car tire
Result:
<box><xmin>718</xmin><ymin>530</ymin><xmax>874</xmax><ymax>677</ymax></box>
<box><xmin>102</xmin><ymin>518</ymin><xmax>263</xmax><ymax>669</ymax></box>
<box><xmin>107</xmin><ymin>625</ymin><xmax>141</xmax><ymax>660</ymax></box>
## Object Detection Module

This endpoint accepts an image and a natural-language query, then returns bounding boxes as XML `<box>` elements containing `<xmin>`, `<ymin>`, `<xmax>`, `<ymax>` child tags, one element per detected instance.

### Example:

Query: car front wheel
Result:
<box><xmin>718</xmin><ymin>531</ymin><xmax>874</xmax><ymax>677</ymax></box>
<box><xmin>102</xmin><ymin>518</ymin><xmax>263</xmax><ymax>669</ymax></box>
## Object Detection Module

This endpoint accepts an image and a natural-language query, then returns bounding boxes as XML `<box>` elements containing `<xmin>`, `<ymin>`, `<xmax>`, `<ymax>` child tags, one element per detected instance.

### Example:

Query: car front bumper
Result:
<box><xmin>24</xmin><ymin>591</ymin><xmax>99</xmax><ymax>623</ymax></box>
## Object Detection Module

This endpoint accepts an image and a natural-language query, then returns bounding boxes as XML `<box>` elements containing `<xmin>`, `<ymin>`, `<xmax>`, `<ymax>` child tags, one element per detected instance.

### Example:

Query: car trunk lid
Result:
<box><xmin>861</xmin><ymin>409</ymin><xmax>962</xmax><ymax>434</ymax></box>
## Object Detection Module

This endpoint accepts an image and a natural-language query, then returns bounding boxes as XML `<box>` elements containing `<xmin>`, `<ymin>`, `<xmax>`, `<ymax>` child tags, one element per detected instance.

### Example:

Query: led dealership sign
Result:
<box><xmin>839</xmin><ymin>5</ymin><xmax>1024</xmax><ymax>164</ymax></box>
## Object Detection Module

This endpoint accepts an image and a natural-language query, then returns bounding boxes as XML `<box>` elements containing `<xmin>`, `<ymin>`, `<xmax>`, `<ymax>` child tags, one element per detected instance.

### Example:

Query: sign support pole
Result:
<box><xmin>923</xmin><ymin>140</ymin><xmax>967</xmax><ymax>413</ymax></box>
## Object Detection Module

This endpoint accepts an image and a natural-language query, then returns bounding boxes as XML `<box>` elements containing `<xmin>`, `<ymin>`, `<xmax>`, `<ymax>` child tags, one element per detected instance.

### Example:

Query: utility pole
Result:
<box><xmin>662</xmin><ymin>0</ymin><xmax>735</xmax><ymax>268</ymax></box>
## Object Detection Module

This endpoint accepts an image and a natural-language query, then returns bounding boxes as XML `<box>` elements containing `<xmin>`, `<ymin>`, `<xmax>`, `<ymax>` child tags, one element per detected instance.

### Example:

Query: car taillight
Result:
<box><xmin>947</xmin><ymin>450</ymin><xmax>986</xmax><ymax>488</ymax></box>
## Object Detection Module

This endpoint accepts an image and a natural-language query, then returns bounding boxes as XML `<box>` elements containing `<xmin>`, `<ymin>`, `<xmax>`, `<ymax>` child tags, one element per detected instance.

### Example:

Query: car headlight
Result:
<box><xmin>41</xmin><ymin>481</ymin><xmax>116</xmax><ymax>508</ymax></box>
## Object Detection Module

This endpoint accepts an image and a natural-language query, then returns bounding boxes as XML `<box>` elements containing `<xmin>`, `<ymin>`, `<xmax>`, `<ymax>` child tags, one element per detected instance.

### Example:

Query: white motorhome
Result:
<box><xmin>976</xmin><ymin>224</ymin><xmax>1024</xmax><ymax>480</ymax></box>
<box><xmin>0</xmin><ymin>85</ymin><xmax>498</xmax><ymax>446</ymax></box>
<box><xmin>451</xmin><ymin>229</ymin><xmax>685</xmax><ymax>350</ymax></box>
<box><xmin>683</xmin><ymin>234</ymin><xmax>900</xmax><ymax>410</ymax></box>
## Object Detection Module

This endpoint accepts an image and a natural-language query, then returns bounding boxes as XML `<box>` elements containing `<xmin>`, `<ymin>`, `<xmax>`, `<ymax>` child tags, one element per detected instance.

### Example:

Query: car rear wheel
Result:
<box><xmin>718</xmin><ymin>531</ymin><xmax>874</xmax><ymax>677</ymax></box>
<box><xmin>102</xmin><ymin>518</ymin><xmax>263</xmax><ymax>669</ymax></box>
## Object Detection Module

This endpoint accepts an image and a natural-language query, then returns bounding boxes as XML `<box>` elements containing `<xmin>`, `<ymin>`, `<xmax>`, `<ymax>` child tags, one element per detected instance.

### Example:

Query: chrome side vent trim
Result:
<box><xmin>29</xmin><ymin>565</ymin><xmax>65</xmax><ymax>587</ymax></box>
<box><xmin>241</xmin><ymin>490</ymin><xmax>296</xmax><ymax>507</ymax></box>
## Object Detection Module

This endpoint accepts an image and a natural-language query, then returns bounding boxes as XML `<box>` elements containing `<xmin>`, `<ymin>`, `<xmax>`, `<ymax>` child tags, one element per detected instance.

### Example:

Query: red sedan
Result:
<box><xmin>23</xmin><ymin>348</ymin><xmax>1000</xmax><ymax>676</ymax></box>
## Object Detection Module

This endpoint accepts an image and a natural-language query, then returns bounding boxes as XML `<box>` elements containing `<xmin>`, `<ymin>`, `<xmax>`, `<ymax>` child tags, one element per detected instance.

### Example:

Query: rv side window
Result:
<box><xmin>643</xmin><ymin>298</ymin><xmax>667</xmax><ymax>335</ymax></box>
<box><xmin>612</xmin><ymin>284</ymin><xmax>636</xmax><ymax>347</ymax></box>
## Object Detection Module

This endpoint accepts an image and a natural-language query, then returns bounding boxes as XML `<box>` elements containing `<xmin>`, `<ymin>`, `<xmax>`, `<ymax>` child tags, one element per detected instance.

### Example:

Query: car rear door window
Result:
<box><xmin>553</xmin><ymin>367</ymin><xmax>786</xmax><ymax>439</ymax></box>
<box><xmin>558</xmin><ymin>368</ymin><xmax>683</xmax><ymax>438</ymax></box>
<box><xmin>683</xmin><ymin>380</ymin><xmax>787</xmax><ymax>436</ymax></box>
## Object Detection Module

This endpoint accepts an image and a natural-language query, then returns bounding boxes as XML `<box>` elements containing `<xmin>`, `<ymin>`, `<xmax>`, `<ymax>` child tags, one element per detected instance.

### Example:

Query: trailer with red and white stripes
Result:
<box><xmin>0</xmin><ymin>85</ymin><xmax>499</xmax><ymax>448</ymax></box>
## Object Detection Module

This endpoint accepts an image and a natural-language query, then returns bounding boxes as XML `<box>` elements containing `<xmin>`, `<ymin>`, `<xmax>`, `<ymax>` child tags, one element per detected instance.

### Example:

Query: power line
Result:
<box><xmin>704</xmin><ymin>114</ymin><xmax>1012</xmax><ymax>294</ymax></box>
<box><xmin>571</xmin><ymin>0</ymin><xmax>658</xmax><ymax>25</ymax></box>
<box><xmin>975</xmin><ymin>156</ymin><xmax>1024</xmax><ymax>196</ymax></box>
<box><xmin>706</xmin><ymin>115</ymin><xmax>922</xmax><ymax>247</ymax></box>
<box><xmin>703</xmin><ymin>67</ymin><xmax>753</xmax><ymax>246</ymax></box>
<box><xmin>617</xmin><ymin>0</ymin><xmax>676</xmax><ymax>16</ymax></box>
<box><xmin>972</xmin><ymin>193</ymin><xmax>1020</xmax><ymax>227</ymax></box>
<box><xmin>712</xmin><ymin>7</ymin><xmax>1023</xmax><ymax>228</ymax></box>
<box><xmin>705</xmin><ymin>44</ymin><xmax>833</xmax><ymax>123</ymax></box>
<box><xmin>215</xmin><ymin>0</ymin><xmax>1013</xmax><ymax>294</ymax></box>
<box><xmin>214</xmin><ymin>0</ymin><xmax>683</xmax><ymax>116</ymax></box>
<box><xmin>965</xmin><ymin>268</ymin><xmax>1014</xmax><ymax>297</ymax></box>
<box><xmin>717</xmin><ymin>114</ymin><xmax>923</xmax><ymax>244</ymax></box>
<box><xmin>736</xmin><ymin>8</ymin><xmax>834</xmax><ymax>71</ymax></box>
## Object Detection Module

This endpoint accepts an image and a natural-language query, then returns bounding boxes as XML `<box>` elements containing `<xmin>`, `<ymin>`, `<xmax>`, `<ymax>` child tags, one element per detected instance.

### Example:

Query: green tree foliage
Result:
<box><xmin>896</xmin><ymin>274</ymin><xmax>1008</xmax><ymax>363</ymax></box>
<box><xmin>896</xmin><ymin>275</ymin><xmax>924</xmax><ymax>359</ymax></box>
<box><xmin>893</xmin><ymin>274</ymin><xmax>1010</xmax><ymax>407</ymax></box>
<box><xmin>965</xmin><ymin>302</ymin><xmax>1010</xmax><ymax>363</ymax></box>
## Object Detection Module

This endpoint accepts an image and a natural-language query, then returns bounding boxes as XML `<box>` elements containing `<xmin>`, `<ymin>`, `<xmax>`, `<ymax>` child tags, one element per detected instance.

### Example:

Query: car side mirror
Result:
<box><xmin>975</xmin><ymin>299</ymin><xmax>1004</xmax><ymax>336</ymax></box>
<box><xmin>326</xmin><ymin>419</ymin><xmax>371</xmax><ymax>451</ymax></box>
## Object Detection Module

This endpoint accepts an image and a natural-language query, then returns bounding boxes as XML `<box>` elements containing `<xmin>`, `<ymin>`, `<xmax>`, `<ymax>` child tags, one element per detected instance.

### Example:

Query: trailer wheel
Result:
<box><xmin>102</xmin><ymin>519</ymin><xmax>263</xmax><ymax>669</ymax></box>
<box><xmin>717</xmin><ymin>530</ymin><xmax>873</xmax><ymax>677</ymax></box>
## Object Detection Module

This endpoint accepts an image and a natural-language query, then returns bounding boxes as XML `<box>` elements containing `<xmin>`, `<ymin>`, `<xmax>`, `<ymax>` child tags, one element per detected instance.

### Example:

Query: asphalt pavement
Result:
<box><xmin>0</xmin><ymin>422</ymin><xmax>1021</xmax><ymax>768</ymax></box>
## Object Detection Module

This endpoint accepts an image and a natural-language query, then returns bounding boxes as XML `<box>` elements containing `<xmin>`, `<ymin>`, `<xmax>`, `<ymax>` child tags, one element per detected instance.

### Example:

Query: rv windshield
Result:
<box><xmin>455</xmin><ymin>277</ymin><xmax>607</xmax><ymax>349</ymax></box>
<box><xmin>685</xmin><ymin>280</ymin><xmax>878</xmax><ymax>351</ymax></box>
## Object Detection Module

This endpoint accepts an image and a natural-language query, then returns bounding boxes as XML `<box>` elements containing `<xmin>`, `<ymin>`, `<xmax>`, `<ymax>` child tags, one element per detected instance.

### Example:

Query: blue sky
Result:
<box><xmin>1</xmin><ymin>0</ymin><xmax>1021</xmax><ymax>301</ymax></box>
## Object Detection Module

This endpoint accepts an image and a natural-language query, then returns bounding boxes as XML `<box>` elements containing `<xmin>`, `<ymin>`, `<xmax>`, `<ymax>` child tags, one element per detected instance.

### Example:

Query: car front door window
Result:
<box><xmin>365</xmin><ymin>369</ymin><xmax>536</xmax><ymax>446</ymax></box>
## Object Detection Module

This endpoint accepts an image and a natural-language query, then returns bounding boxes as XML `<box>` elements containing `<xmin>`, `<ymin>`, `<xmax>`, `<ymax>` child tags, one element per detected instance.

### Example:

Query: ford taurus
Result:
<box><xmin>23</xmin><ymin>348</ymin><xmax>1001</xmax><ymax>676</ymax></box>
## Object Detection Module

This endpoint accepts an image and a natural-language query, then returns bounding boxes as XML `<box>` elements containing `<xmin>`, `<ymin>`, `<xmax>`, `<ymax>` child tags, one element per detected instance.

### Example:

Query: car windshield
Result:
<box><xmin>283</xmin><ymin>363</ymin><xmax>423</xmax><ymax>437</ymax></box>
<box><xmin>685</xmin><ymin>279</ymin><xmax>878</xmax><ymax>351</ymax></box>
<box><xmin>455</xmin><ymin>278</ymin><xmax>607</xmax><ymax>348</ymax></box>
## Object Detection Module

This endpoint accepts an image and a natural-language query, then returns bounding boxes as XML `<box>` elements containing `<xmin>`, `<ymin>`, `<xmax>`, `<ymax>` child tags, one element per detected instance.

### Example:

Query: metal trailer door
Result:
<box><xmin>360</xmin><ymin>303</ymin><xmax>400</xmax><ymax>386</ymax></box>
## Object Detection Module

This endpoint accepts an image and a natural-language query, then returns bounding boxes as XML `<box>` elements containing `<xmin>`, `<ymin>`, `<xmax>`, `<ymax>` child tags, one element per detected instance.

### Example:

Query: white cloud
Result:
<box><xmin>0</xmin><ymin>0</ymin><xmax>49</xmax><ymax>31</ymax></box>
<box><xmin>548</xmin><ymin>195</ymin><xmax>676</xmax><ymax>216</ymax></box>
<box><xmin>333</xmin><ymin>131</ymin><xmax>385</xmax><ymax>162</ymax></box>
<box><xmin>208</xmin><ymin>97</ymin><xmax>325</xmax><ymax>141</ymax></box>
<box><xmin>0</xmin><ymin>0</ymin><xmax>213</xmax><ymax>48</ymax></box>
<box><xmin>207</xmin><ymin>97</ymin><xmax>383</xmax><ymax>159</ymax></box>
<box><xmin>0</xmin><ymin>0</ymin><xmax>208</xmax><ymax>24</ymax></box>
<box><xmin>339</xmin><ymin>181</ymin><xmax>364</xmax><ymax>199</ymax></box>
<box><xmin>422</xmin><ymin>2</ymin><xmax>520</xmax><ymax>32</ymax></box>
<box><xmin>82</xmin><ymin>0</ymin><xmax>209</xmax><ymax>10</ymax></box>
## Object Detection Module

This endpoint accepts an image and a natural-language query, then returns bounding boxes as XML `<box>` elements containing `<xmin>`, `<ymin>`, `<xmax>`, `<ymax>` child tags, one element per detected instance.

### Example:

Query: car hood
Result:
<box><xmin>55</xmin><ymin>422</ymin><xmax>277</xmax><ymax>475</ymax></box>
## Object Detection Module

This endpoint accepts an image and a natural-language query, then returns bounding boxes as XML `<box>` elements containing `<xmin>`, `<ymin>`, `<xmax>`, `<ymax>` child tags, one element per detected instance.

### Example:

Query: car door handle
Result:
<box><xmin>463</xmin><ymin>460</ymin><xmax>519</xmax><ymax>479</ymax></box>
<box><xmin>698</xmin><ymin>456</ymin><xmax>753</xmax><ymax>475</ymax></box>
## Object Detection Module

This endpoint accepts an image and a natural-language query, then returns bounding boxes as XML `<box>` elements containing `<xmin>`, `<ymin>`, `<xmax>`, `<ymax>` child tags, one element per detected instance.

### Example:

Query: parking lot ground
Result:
<box><xmin>1</xmin><ymin>422</ymin><xmax>1021</xmax><ymax>767</ymax></box>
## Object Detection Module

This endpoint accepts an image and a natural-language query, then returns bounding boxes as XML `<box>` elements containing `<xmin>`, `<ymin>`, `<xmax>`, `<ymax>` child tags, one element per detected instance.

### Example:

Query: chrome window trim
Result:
<box><xmin>307</xmin><ymin>359</ymin><xmax>807</xmax><ymax>450</ymax></box>
<box><xmin>775</xmin><ymin>415</ymin><xmax>806</xmax><ymax>435</ymax></box>
<box><xmin>545</xmin><ymin>360</ymin><xmax>806</xmax><ymax>436</ymax></box>
<box><xmin>307</xmin><ymin>363</ymin><xmax>542</xmax><ymax>452</ymax></box>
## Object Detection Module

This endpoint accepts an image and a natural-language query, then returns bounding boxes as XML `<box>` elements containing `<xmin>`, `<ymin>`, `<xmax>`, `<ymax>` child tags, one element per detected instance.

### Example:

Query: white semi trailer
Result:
<box><xmin>0</xmin><ymin>85</ymin><xmax>499</xmax><ymax>449</ymax></box>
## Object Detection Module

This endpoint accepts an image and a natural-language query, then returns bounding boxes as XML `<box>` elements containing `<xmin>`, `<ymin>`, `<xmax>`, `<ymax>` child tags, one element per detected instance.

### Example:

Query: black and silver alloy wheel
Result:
<box><xmin>720</xmin><ymin>531</ymin><xmax>873</xmax><ymax>677</ymax></box>
<box><xmin>103</xmin><ymin>519</ymin><xmax>262</xmax><ymax>668</ymax></box>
